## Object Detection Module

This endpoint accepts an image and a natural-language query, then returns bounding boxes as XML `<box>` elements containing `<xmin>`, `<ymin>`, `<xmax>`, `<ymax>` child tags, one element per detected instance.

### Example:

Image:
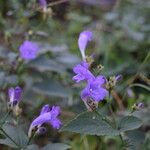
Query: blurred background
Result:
<box><xmin>0</xmin><ymin>0</ymin><xmax>149</xmax><ymax>149</ymax></box>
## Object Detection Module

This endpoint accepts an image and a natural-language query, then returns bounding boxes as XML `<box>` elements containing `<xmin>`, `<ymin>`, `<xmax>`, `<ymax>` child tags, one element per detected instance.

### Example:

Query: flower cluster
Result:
<box><xmin>72</xmin><ymin>31</ymin><xmax>109</xmax><ymax>110</ymax></box>
<box><xmin>72</xmin><ymin>30</ymin><xmax>123</xmax><ymax>111</ymax></box>
<box><xmin>73</xmin><ymin>61</ymin><xmax>108</xmax><ymax>104</ymax></box>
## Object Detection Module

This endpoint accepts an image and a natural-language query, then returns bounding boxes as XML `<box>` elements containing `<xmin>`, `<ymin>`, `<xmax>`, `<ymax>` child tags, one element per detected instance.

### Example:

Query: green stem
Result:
<box><xmin>83</xmin><ymin>135</ymin><xmax>89</xmax><ymax>150</ymax></box>
<box><xmin>119</xmin><ymin>134</ymin><xmax>124</xmax><ymax>146</ymax></box>
<box><xmin>107</xmin><ymin>91</ymin><xmax>125</xmax><ymax>147</ymax></box>
<box><xmin>107</xmin><ymin>91</ymin><xmax>116</xmax><ymax>128</ymax></box>
<box><xmin>0</xmin><ymin>127</ymin><xmax>20</xmax><ymax>148</ymax></box>
<box><xmin>27</xmin><ymin>131</ymin><xmax>36</xmax><ymax>146</ymax></box>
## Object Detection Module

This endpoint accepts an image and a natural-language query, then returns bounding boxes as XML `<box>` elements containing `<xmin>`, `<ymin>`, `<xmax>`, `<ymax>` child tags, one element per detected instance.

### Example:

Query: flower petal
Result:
<box><xmin>90</xmin><ymin>87</ymin><xmax>108</xmax><ymax>101</ymax></box>
<box><xmin>81</xmin><ymin>86</ymin><xmax>90</xmax><ymax>100</ymax></box>
<box><xmin>30</xmin><ymin>112</ymin><xmax>52</xmax><ymax>129</ymax></box>
<box><xmin>49</xmin><ymin>118</ymin><xmax>62</xmax><ymax>129</ymax></box>
<box><xmin>78</xmin><ymin>31</ymin><xmax>93</xmax><ymax>60</ymax></box>
<box><xmin>40</xmin><ymin>104</ymin><xmax>50</xmax><ymax>115</ymax></box>
<box><xmin>14</xmin><ymin>86</ymin><xmax>22</xmax><ymax>102</ymax></box>
<box><xmin>8</xmin><ymin>88</ymin><xmax>15</xmax><ymax>103</ymax></box>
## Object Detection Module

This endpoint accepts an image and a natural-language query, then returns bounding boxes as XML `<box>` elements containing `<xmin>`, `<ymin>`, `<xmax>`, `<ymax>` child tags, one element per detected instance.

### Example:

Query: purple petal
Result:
<box><xmin>90</xmin><ymin>87</ymin><xmax>108</xmax><ymax>101</ymax></box>
<box><xmin>8</xmin><ymin>88</ymin><xmax>15</xmax><ymax>103</ymax></box>
<box><xmin>81</xmin><ymin>86</ymin><xmax>90</xmax><ymax>100</ymax></box>
<box><xmin>80</xmin><ymin>61</ymin><xmax>89</xmax><ymax>69</ymax></box>
<box><xmin>40</xmin><ymin>104</ymin><xmax>50</xmax><ymax>115</ymax></box>
<box><xmin>39</xmin><ymin>0</ymin><xmax>47</xmax><ymax>7</ymax></box>
<box><xmin>14</xmin><ymin>86</ymin><xmax>22</xmax><ymax>102</ymax></box>
<box><xmin>72</xmin><ymin>74</ymin><xmax>86</xmax><ymax>83</ymax></box>
<box><xmin>50</xmin><ymin>118</ymin><xmax>62</xmax><ymax>129</ymax></box>
<box><xmin>8</xmin><ymin>86</ymin><xmax>22</xmax><ymax>104</ymax></box>
<box><xmin>78</xmin><ymin>31</ymin><xmax>93</xmax><ymax>59</ymax></box>
<box><xmin>50</xmin><ymin>106</ymin><xmax>61</xmax><ymax>118</ymax></box>
<box><xmin>72</xmin><ymin>61</ymin><xmax>94</xmax><ymax>83</ymax></box>
<box><xmin>81</xmin><ymin>75</ymin><xmax>108</xmax><ymax>102</ymax></box>
<box><xmin>94</xmin><ymin>75</ymin><xmax>107</xmax><ymax>86</ymax></box>
<box><xmin>30</xmin><ymin>112</ymin><xmax>52</xmax><ymax>128</ymax></box>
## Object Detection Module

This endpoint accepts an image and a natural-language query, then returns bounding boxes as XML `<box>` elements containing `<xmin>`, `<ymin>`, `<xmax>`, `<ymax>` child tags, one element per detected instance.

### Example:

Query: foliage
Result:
<box><xmin>0</xmin><ymin>0</ymin><xmax>149</xmax><ymax>150</ymax></box>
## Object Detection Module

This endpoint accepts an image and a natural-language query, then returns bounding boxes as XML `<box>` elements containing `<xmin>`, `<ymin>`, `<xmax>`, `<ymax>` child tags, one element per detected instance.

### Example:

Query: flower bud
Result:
<box><xmin>132</xmin><ymin>102</ymin><xmax>144</xmax><ymax>112</ymax></box>
<box><xmin>106</xmin><ymin>75</ymin><xmax>122</xmax><ymax>90</ymax></box>
<box><xmin>78</xmin><ymin>31</ymin><xmax>93</xmax><ymax>60</ymax></box>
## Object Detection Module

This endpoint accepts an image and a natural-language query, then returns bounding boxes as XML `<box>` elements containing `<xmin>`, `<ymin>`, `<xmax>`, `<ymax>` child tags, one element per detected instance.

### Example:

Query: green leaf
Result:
<box><xmin>118</xmin><ymin>116</ymin><xmax>142</xmax><ymax>132</ymax></box>
<box><xmin>41</xmin><ymin>143</ymin><xmax>70</xmax><ymax>150</ymax></box>
<box><xmin>26</xmin><ymin>144</ymin><xmax>39</xmax><ymax>150</ymax></box>
<box><xmin>0</xmin><ymin>124</ymin><xmax>28</xmax><ymax>149</ymax></box>
<box><xmin>33</xmin><ymin>79</ymin><xmax>71</xmax><ymax>98</ymax></box>
<box><xmin>126</xmin><ymin>130</ymin><xmax>145</xmax><ymax>149</ymax></box>
<box><xmin>61</xmin><ymin>112</ymin><xmax>119</xmax><ymax>136</ymax></box>
<box><xmin>28</xmin><ymin>56</ymin><xmax>65</xmax><ymax>73</ymax></box>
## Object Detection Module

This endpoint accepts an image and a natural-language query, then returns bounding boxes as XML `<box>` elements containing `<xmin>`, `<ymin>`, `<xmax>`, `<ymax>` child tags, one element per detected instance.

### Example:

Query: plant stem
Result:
<box><xmin>0</xmin><ymin>127</ymin><xmax>20</xmax><ymax>148</ymax></box>
<box><xmin>107</xmin><ymin>91</ymin><xmax>125</xmax><ymax>147</ymax></box>
<box><xmin>107</xmin><ymin>91</ymin><xmax>116</xmax><ymax>128</ymax></box>
<box><xmin>27</xmin><ymin>131</ymin><xmax>36</xmax><ymax>146</ymax></box>
<box><xmin>83</xmin><ymin>135</ymin><xmax>89</xmax><ymax>150</ymax></box>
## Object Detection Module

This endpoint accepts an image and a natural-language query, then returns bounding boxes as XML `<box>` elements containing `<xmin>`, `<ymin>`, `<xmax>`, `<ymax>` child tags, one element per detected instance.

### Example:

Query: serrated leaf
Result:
<box><xmin>126</xmin><ymin>130</ymin><xmax>145</xmax><ymax>150</ymax></box>
<box><xmin>0</xmin><ymin>124</ymin><xmax>28</xmax><ymax>148</ymax></box>
<box><xmin>118</xmin><ymin>116</ymin><xmax>142</xmax><ymax>132</ymax></box>
<box><xmin>61</xmin><ymin>112</ymin><xmax>119</xmax><ymax>136</ymax></box>
<box><xmin>41</xmin><ymin>143</ymin><xmax>70</xmax><ymax>150</ymax></box>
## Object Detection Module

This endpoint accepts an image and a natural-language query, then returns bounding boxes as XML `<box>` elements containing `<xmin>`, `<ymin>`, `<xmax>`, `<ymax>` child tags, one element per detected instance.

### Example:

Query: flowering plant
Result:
<box><xmin>0</xmin><ymin>1</ymin><xmax>149</xmax><ymax>150</ymax></box>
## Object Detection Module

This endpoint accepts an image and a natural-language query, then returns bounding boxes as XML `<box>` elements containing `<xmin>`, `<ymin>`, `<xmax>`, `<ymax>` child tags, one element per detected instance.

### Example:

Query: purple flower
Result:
<box><xmin>19</xmin><ymin>40</ymin><xmax>39</xmax><ymax>60</ymax></box>
<box><xmin>78</xmin><ymin>30</ymin><xmax>93</xmax><ymax>60</ymax></box>
<box><xmin>115</xmin><ymin>74</ymin><xmax>122</xmax><ymax>82</ymax></box>
<box><xmin>72</xmin><ymin>61</ymin><xmax>94</xmax><ymax>83</ymax></box>
<box><xmin>8</xmin><ymin>86</ymin><xmax>22</xmax><ymax>106</ymax></box>
<box><xmin>39</xmin><ymin>0</ymin><xmax>47</xmax><ymax>8</ymax></box>
<box><xmin>81</xmin><ymin>75</ymin><xmax>108</xmax><ymax>102</ymax></box>
<box><xmin>28</xmin><ymin>105</ymin><xmax>61</xmax><ymax>137</ymax></box>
